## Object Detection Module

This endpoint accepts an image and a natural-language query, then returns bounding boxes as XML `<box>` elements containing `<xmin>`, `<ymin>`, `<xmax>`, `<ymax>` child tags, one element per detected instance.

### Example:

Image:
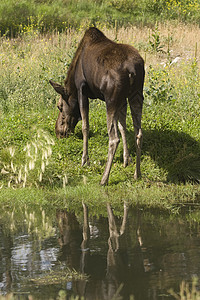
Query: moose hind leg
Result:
<box><xmin>118</xmin><ymin>101</ymin><xmax>131</xmax><ymax>167</ymax></box>
<box><xmin>128</xmin><ymin>92</ymin><xmax>143</xmax><ymax>179</ymax></box>
<box><xmin>100</xmin><ymin>113</ymin><xmax>120</xmax><ymax>186</ymax></box>
<box><xmin>134</xmin><ymin>127</ymin><xmax>142</xmax><ymax>179</ymax></box>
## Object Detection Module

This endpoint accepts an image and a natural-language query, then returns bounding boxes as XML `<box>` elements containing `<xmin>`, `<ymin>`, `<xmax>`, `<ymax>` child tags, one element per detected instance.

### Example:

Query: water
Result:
<box><xmin>1</xmin><ymin>202</ymin><xmax>200</xmax><ymax>299</ymax></box>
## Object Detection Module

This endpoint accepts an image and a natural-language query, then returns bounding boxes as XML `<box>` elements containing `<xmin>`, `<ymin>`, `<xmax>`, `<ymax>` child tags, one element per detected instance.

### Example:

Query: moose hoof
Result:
<box><xmin>100</xmin><ymin>176</ymin><xmax>108</xmax><ymax>186</ymax></box>
<box><xmin>134</xmin><ymin>170</ymin><xmax>141</xmax><ymax>180</ymax></box>
<box><xmin>123</xmin><ymin>155</ymin><xmax>132</xmax><ymax>168</ymax></box>
<box><xmin>100</xmin><ymin>180</ymin><xmax>108</xmax><ymax>186</ymax></box>
<box><xmin>81</xmin><ymin>156</ymin><xmax>90</xmax><ymax>167</ymax></box>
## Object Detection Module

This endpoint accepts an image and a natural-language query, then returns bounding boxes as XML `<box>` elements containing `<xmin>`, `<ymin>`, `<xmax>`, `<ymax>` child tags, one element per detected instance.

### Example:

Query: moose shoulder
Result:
<box><xmin>50</xmin><ymin>27</ymin><xmax>145</xmax><ymax>185</ymax></box>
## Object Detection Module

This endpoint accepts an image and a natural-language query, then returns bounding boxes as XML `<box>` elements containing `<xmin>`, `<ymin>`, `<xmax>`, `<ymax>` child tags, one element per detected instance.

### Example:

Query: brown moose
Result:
<box><xmin>50</xmin><ymin>27</ymin><xmax>145</xmax><ymax>185</ymax></box>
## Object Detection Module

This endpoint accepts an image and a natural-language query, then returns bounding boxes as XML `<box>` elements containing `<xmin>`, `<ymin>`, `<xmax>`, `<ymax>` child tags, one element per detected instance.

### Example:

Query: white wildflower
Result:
<box><xmin>18</xmin><ymin>168</ymin><xmax>22</xmax><ymax>183</ymax></box>
<box><xmin>39</xmin><ymin>172</ymin><xmax>43</xmax><ymax>182</ymax></box>
<box><xmin>41</xmin><ymin>161</ymin><xmax>45</xmax><ymax>173</ymax></box>
<box><xmin>29</xmin><ymin>160</ymin><xmax>35</xmax><ymax>170</ymax></box>
<box><xmin>9</xmin><ymin>147</ymin><xmax>15</xmax><ymax>157</ymax></box>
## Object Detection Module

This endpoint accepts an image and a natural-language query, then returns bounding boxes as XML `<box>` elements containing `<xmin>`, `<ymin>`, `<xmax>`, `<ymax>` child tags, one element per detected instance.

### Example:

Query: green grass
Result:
<box><xmin>0</xmin><ymin>25</ymin><xmax>200</xmax><ymax>210</ymax></box>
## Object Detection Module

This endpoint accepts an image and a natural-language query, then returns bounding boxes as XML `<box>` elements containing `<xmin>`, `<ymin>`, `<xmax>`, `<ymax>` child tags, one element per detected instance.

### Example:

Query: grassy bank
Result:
<box><xmin>0</xmin><ymin>23</ymin><xmax>200</xmax><ymax>209</ymax></box>
<box><xmin>0</xmin><ymin>184</ymin><xmax>200</xmax><ymax>213</ymax></box>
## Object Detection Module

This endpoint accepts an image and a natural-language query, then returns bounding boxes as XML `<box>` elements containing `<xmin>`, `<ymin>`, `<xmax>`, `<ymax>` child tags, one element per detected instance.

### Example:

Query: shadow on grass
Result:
<box><xmin>128</xmin><ymin>128</ymin><xmax>200</xmax><ymax>183</ymax></box>
<box><xmin>73</xmin><ymin>125</ymin><xmax>200</xmax><ymax>184</ymax></box>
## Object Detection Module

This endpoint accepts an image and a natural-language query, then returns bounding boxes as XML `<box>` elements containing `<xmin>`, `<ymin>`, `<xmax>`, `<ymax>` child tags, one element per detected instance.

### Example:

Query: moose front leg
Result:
<box><xmin>81</xmin><ymin>117</ymin><xmax>90</xmax><ymax>166</ymax></box>
<box><xmin>78</xmin><ymin>88</ymin><xmax>90</xmax><ymax>166</ymax></box>
<box><xmin>100</xmin><ymin>111</ymin><xmax>120</xmax><ymax>186</ymax></box>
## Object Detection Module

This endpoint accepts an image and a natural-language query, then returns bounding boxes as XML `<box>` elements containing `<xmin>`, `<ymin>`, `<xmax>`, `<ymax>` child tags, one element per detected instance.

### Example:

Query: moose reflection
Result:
<box><xmin>56</xmin><ymin>203</ymin><xmax>153</xmax><ymax>300</ymax></box>
<box><xmin>50</xmin><ymin>27</ymin><xmax>145</xmax><ymax>185</ymax></box>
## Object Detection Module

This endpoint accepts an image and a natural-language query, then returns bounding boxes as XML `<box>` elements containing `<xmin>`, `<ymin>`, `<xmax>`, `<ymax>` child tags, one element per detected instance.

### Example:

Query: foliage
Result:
<box><xmin>144</xmin><ymin>65</ymin><xmax>175</xmax><ymax>104</ymax></box>
<box><xmin>0</xmin><ymin>0</ymin><xmax>200</xmax><ymax>37</ymax></box>
<box><xmin>163</xmin><ymin>0</ymin><xmax>200</xmax><ymax>21</ymax></box>
<box><xmin>108</xmin><ymin>0</ymin><xmax>136</xmax><ymax>13</ymax></box>
<box><xmin>148</xmin><ymin>23</ymin><xmax>165</xmax><ymax>53</ymax></box>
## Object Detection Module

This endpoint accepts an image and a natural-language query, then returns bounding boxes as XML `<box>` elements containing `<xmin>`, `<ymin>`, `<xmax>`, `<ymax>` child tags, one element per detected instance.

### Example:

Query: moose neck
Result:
<box><xmin>64</xmin><ymin>27</ymin><xmax>107</xmax><ymax>98</ymax></box>
<box><xmin>64</xmin><ymin>34</ymin><xmax>87</xmax><ymax>98</ymax></box>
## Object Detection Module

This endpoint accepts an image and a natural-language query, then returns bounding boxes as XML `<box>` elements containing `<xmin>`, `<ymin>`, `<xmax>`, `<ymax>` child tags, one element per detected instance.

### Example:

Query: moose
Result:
<box><xmin>50</xmin><ymin>27</ymin><xmax>145</xmax><ymax>185</ymax></box>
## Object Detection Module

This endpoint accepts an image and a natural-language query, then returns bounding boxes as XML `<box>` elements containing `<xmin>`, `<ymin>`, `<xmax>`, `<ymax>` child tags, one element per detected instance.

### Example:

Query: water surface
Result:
<box><xmin>1</xmin><ymin>202</ymin><xmax>200</xmax><ymax>299</ymax></box>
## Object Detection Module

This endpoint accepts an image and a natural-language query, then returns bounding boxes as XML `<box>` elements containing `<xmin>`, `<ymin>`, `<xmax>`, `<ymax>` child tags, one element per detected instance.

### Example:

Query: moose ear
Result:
<box><xmin>49</xmin><ymin>80</ymin><xmax>65</xmax><ymax>95</ymax></box>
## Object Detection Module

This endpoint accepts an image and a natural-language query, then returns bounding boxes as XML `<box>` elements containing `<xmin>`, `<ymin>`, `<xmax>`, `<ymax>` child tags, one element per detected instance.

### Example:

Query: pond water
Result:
<box><xmin>1</xmin><ymin>202</ymin><xmax>200</xmax><ymax>300</ymax></box>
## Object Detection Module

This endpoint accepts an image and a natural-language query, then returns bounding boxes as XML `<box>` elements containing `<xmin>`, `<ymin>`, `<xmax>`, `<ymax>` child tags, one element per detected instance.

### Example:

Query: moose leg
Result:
<box><xmin>100</xmin><ymin>111</ymin><xmax>120</xmax><ymax>186</ymax></box>
<box><xmin>78</xmin><ymin>87</ymin><xmax>90</xmax><ymax>166</ymax></box>
<box><xmin>128</xmin><ymin>92</ymin><xmax>143</xmax><ymax>179</ymax></box>
<box><xmin>118</xmin><ymin>101</ymin><xmax>131</xmax><ymax>167</ymax></box>
<box><xmin>107</xmin><ymin>203</ymin><xmax>119</xmax><ymax>250</ymax></box>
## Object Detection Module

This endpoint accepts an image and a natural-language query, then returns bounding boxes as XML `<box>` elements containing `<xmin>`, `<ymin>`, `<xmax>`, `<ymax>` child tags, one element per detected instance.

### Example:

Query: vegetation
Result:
<box><xmin>30</xmin><ymin>269</ymin><xmax>89</xmax><ymax>285</ymax></box>
<box><xmin>0</xmin><ymin>22</ymin><xmax>200</xmax><ymax>209</ymax></box>
<box><xmin>1</xmin><ymin>0</ymin><xmax>200</xmax><ymax>37</ymax></box>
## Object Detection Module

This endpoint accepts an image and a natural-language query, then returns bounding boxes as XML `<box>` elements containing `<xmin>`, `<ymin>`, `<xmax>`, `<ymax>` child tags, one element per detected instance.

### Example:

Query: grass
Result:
<box><xmin>0</xmin><ymin>23</ymin><xmax>200</xmax><ymax>210</ymax></box>
<box><xmin>30</xmin><ymin>268</ymin><xmax>89</xmax><ymax>285</ymax></box>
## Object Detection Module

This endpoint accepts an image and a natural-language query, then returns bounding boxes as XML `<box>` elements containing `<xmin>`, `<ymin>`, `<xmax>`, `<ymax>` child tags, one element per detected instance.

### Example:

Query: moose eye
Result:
<box><xmin>57</xmin><ymin>100</ymin><xmax>63</xmax><ymax>112</ymax></box>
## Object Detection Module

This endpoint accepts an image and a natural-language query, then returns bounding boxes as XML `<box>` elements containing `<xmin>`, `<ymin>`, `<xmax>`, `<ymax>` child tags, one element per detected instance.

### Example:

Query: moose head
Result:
<box><xmin>49</xmin><ymin>80</ymin><xmax>81</xmax><ymax>138</ymax></box>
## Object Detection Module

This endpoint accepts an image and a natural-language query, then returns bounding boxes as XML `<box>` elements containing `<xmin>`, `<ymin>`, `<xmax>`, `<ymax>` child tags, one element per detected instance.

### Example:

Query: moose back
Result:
<box><xmin>50</xmin><ymin>27</ymin><xmax>145</xmax><ymax>185</ymax></box>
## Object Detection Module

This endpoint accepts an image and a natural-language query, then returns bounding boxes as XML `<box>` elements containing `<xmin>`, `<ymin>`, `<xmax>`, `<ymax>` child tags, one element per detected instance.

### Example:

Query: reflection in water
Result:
<box><xmin>56</xmin><ymin>202</ymin><xmax>130</xmax><ymax>299</ymax></box>
<box><xmin>0</xmin><ymin>224</ymin><xmax>13</xmax><ymax>292</ymax></box>
<box><xmin>1</xmin><ymin>204</ymin><xmax>200</xmax><ymax>299</ymax></box>
<box><xmin>104</xmin><ymin>203</ymin><xmax>129</xmax><ymax>300</ymax></box>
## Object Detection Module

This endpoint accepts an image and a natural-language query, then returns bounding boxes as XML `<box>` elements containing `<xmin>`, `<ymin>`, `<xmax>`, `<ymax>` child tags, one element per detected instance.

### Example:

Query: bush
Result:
<box><xmin>0</xmin><ymin>0</ymin><xmax>34</xmax><ymax>36</ymax></box>
<box><xmin>1</xmin><ymin>0</ymin><xmax>200</xmax><ymax>37</ymax></box>
<box><xmin>144</xmin><ymin>66</ymin><xmax>175</xmax><ymax>105</ymax></box>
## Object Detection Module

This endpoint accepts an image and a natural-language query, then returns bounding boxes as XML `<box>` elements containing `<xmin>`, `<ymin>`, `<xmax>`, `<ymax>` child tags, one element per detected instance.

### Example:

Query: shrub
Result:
<box><xmin>144</xmin><ymin>66</ymin><xmax>175</xmax><ymax>105</ymax></box>
<box><xmin>1</xmin><ymin>0</ymin><xmax>200</xmax><ymax>37</ymax></box>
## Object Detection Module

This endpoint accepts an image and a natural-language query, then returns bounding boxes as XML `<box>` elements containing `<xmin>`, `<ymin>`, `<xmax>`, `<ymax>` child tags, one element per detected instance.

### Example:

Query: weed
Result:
<box><xmin>144</xmin><ymin>65</ymin><xmax>175</xmax><ymax>104</ymax></box>
<box><xmin>148</xmin><ymin>23</ymin><xmax>165</xmax><ymax>53</ymax></box>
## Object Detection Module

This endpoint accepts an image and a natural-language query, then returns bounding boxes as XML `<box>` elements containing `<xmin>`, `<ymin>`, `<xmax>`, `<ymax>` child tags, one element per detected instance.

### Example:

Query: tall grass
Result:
<box><xmin>1</xmin><ymin>129</ymin><xmax>55</xmax><ymax>188</ymax></box>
